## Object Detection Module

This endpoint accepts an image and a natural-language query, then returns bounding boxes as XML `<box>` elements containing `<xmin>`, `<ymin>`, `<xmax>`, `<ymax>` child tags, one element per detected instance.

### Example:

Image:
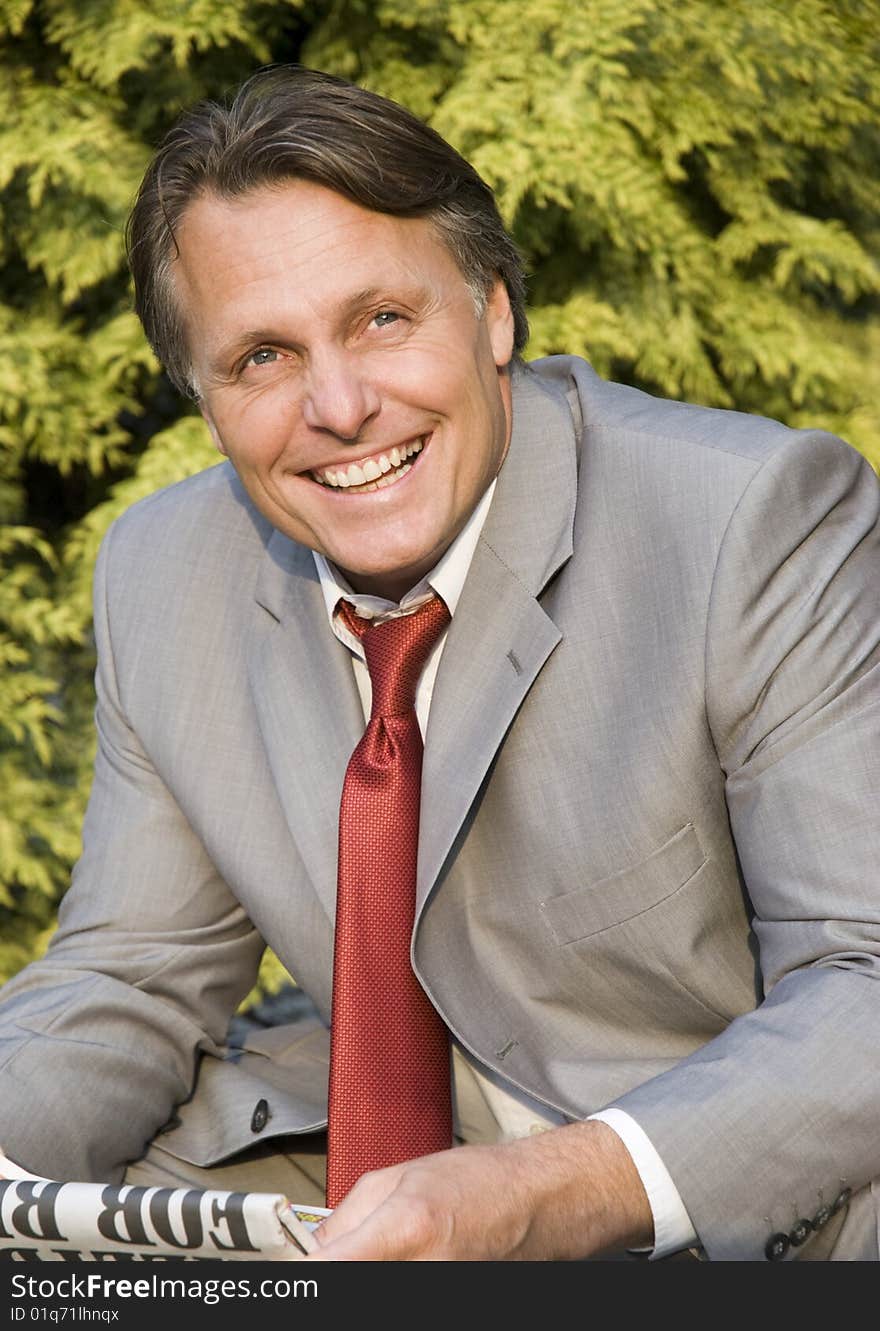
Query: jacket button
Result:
<box><xmin>250</xmin><ymin>1098</ymin><xmax>271</xmax><ymax>1133</ymax></box>
<box><xmin>765</xmin><ymin>1232</ymin><xmax>790</xmax><ymax>1261</ymax></box>
<box><xmin>831</xmin><ymin>1186</ymin><xmax>852</xmax><ymax>1215</ymax></box>
<box><xmin>789</xmin><ymin>1218</ymin><xmax>812</xmax><ymax>1247</ymax></box>
<box><xmin>812</xmin><ymin>1204</ymin><xmax>832</xmax><ymax>1230</ymax></box>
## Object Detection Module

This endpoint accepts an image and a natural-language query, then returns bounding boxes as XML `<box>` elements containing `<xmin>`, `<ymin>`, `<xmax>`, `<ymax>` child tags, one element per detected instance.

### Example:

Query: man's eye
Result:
<box><xmin>248</xmin><ymin>348</ymin><xmax>278</xmax><ymax>366</ymax></box>
<box><xmin>372</xmin><ymin>311</ymin><xmax>400</xmax><ymax>329</ymax></box>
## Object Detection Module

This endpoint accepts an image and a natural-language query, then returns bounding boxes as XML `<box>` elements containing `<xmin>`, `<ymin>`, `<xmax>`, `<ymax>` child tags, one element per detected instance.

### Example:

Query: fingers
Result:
<box><xmin>307</xmin><ymin>1203</ymin><xmax>413</xmax><ymax>1261</ymax></box>
<box><xmin>306</xmin><ymin>1166</ymin><xmax>405</xmax><ymax>1259</ymax></box>
<box><xmin>306</xmin><ymin>1216</ymin><xmax>398</xmax><ymax>1261</ymax></box>
<box><xmin>308</xmin><ymin>1170</ymin><xmax>449</xmax><ymax>1261</ymax></box>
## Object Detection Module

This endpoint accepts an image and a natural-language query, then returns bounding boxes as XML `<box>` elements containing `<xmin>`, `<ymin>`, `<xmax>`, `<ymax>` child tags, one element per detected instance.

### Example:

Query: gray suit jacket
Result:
<box><xmin>1</xmin><ymin>357</ymin><xmax>878</xmax><ymax>1261</ymax></box>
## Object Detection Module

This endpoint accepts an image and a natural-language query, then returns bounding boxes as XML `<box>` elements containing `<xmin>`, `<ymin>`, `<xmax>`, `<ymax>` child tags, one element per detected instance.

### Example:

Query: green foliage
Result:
<box><xmin>1</xmin><ymin>0</ymin><xmax>878</xmax><ymax>988</ymax></box>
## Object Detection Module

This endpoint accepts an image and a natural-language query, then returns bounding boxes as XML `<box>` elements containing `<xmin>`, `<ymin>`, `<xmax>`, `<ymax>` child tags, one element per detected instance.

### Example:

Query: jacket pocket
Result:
<box><xmin>539</xmin><ymin>822</ymin><xmax>706</xmax><ymax>944</ymax></box>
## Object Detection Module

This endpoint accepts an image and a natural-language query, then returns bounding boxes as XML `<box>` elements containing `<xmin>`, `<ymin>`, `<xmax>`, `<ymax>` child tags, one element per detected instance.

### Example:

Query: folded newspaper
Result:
<box><xmin>0</xmin><ymin>1149</ymin><xmax>331</xmax><ymax>1262</ymax></box>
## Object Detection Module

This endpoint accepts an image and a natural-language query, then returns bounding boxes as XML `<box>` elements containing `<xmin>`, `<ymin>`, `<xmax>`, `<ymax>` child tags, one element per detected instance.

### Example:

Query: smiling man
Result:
<box><xmin>0</xmin><ymin>65</ymin><xmax>879</xmax><ymax>1263</ymax></box>
<box><xmin>177</xmin><ymin>179</ymin><xmax>514</xmax><ymax>601</ymax></box>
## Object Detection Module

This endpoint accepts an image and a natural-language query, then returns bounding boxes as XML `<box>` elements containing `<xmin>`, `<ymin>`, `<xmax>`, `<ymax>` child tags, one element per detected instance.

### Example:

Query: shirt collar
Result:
<box><xmin>313</xmin><ymin>478</ymin><xmax>496</xmax><ymax>628</ymax></box>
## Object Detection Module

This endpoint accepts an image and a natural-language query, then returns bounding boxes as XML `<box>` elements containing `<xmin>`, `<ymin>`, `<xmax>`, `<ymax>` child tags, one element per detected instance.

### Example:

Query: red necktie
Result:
<box><xmin>325</xmin><ymin>595</ymin><xmax>453</xmax><ymax>1208</ymax></box>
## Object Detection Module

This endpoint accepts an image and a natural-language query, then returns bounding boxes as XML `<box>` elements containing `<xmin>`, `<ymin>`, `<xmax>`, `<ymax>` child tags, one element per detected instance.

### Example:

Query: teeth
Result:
<box><xmin>312</xmin><ymin>436</ymin><xmax>425</xmax><ymax>490</ymax></box>
<box><xmin>346</xmin><ymin>463</ymin><xmax>411</xmax><ymax>494</ymax></box>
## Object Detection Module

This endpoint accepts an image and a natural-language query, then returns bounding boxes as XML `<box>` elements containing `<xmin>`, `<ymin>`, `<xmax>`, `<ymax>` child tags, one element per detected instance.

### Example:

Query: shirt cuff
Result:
<box><xmin>588</xmin><ymin>1107</ymin><xmax>698</xmax><ymax>1259</ymax></box>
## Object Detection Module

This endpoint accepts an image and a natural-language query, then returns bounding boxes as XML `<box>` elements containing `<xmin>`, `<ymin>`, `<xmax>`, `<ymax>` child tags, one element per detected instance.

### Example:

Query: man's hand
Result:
<box><xmin>306</xmin><ymin>1120</ymin><xmax>653</xmax><ymax>1261</ymax></box>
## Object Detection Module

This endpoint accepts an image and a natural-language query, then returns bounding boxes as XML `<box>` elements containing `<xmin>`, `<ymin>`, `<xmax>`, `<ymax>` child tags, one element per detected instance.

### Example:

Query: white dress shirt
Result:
<box><xmin>313</xmin><ymin>480</ymin><xmax>698</xmax><ymax>1258</ymax></box>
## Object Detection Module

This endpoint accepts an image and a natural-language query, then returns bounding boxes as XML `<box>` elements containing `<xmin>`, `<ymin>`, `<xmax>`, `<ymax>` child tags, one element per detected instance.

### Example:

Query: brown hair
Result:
<box><xmin>125</xmin><ymin>65</ymin><xmax>529</xmax><ymax>396</ymax></box>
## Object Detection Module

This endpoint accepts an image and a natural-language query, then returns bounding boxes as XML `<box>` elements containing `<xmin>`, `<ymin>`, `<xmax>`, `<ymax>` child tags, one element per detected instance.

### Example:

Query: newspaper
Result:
<box><xmin>0</xmin><ymin>1149</ymin><xmax>331</xmax><ymax>1262</ymax></box>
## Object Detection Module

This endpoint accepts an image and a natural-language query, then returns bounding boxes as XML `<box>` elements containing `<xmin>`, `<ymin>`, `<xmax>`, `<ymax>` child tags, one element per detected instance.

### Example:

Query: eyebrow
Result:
<box><xmin>346</xmin><ymin>286</ymin><xmax>395</xmax><ymax>309</ymax></box>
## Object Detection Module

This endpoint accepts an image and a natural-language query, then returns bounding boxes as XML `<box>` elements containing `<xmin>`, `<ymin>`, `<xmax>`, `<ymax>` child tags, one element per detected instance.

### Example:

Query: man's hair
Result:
<box><xmin>126</xmin><ymin>65</ymin><xmax>529</xmax><ymax>396</ymax></box>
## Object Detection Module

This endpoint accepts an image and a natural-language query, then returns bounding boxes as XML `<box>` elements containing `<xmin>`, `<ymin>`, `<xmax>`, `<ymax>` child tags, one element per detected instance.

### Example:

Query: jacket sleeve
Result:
<box><xmin>611</xmin><ymin>428</ymin><xmax>880</xmax><ymax>1260</ymax></box>
<box><xmin>0</xmin><ymin>517</ymin><xmax>265</xmax><ymax>1182</ymax></box>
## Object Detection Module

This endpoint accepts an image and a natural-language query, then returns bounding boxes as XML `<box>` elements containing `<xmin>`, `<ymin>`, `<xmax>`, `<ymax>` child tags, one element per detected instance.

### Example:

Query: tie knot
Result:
<box><xmin>338</xmin><ymin>595</ymin><xmax>450</xmax><ymax>718</ymax></box>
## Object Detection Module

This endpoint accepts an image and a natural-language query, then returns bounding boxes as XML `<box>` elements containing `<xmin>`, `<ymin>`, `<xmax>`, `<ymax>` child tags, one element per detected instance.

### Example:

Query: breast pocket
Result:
<box><xmin>539</xmin><ymin>822</ymin><xmax>707</xmax><ymax>944</ymax></box>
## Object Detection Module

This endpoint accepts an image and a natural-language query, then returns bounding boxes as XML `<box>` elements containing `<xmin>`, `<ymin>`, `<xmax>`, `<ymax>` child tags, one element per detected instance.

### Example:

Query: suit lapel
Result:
<box><xmin>417</xmin><ymin>365</ymin><xmax>579</xmax><ymax>911</ymax></box>
<box><xmin>248</xmin><ymin>531</ymin><xmax>363</xmax><ymax>923</ymax></box>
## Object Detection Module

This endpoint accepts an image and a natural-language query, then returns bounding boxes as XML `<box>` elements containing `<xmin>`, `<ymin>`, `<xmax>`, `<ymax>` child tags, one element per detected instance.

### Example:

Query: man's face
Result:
<box><xmin>173</xmin><ymin>180</ymin><xmax>515</xmax><ymax>601</ymax></box>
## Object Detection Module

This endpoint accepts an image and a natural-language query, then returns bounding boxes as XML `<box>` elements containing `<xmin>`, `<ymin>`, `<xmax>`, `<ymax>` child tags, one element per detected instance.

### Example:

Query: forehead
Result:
<box><xmin>171</xmin><ymin>180</ymin><xmax>465</xmax><ymax>333</ymax></box>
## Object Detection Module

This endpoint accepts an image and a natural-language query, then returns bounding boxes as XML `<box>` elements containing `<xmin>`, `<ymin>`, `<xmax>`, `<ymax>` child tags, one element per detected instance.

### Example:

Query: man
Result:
<box><xmin>0</xmin><ymin>65</ymin><xmax>878</xmax><ymax>1262</ymax></box>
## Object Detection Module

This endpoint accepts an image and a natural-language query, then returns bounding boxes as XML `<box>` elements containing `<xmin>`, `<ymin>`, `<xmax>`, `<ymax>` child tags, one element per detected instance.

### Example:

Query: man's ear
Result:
<box><xmin>199</xmin><ymin>402</ymin><xmax>227</xmax><ymax>457</ymax></box>
<box><xmin>485</xmin><ymin>278</ymin><xmax>515</xmax><ymax>369</ymax></box>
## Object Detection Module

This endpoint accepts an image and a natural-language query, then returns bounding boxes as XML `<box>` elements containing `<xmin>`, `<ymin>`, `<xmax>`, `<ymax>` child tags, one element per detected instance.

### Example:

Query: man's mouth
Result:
<box><xmin>309</xmin><ymin>436</ymin><xmax>426</xmax><ymax>494</ymax></box>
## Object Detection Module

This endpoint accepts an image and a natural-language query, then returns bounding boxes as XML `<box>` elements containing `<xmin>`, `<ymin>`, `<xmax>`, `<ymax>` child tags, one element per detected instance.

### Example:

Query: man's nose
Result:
<box><xmin>301</xmin><ymin>350</ymin><xmax>381</xmax><ymax>441</ymax></box>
